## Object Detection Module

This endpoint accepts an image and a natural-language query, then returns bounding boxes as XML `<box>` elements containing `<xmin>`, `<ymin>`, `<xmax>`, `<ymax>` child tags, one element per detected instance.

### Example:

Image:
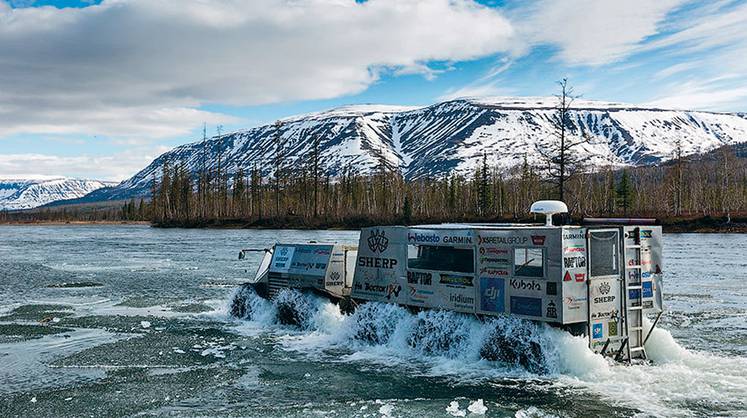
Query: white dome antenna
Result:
<box><xmin>530</xmin><ymin>200</ymin><xmax>568</xmax><ymax>226</ymax></box>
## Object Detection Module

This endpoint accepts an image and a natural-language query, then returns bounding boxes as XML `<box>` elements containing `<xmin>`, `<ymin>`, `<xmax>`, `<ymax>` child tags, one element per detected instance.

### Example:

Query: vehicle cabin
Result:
<box><xmin>351</xmin><ymin>218</ymin><xmax>664</xmax><ymax>360</ymax></box>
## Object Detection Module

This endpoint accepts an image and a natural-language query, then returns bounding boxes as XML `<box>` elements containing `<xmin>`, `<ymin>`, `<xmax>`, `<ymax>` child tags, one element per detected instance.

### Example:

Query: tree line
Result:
<box><xmin>145</xmin><ymin>141</ymin><xmax>747</xmax><ymax>227</ymax></box>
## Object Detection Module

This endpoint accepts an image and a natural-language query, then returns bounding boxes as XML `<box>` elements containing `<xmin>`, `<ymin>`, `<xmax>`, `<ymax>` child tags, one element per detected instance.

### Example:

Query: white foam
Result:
<box><xmin>229</xmin><ymin>293</ymin><xmax>747</xmax><ymax>417</ymax></box>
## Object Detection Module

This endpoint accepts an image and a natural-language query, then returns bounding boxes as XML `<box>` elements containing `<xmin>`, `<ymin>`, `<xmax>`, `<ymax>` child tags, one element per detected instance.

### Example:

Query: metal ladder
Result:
<box><xmin>622</xmin><ymin>227</ymin><xmax>647</xmax><ymax>361</ymax></box>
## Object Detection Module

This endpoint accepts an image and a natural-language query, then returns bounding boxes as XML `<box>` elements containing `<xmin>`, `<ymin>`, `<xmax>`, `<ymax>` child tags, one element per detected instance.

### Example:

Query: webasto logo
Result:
<box><xmin>408</xmin><ymin>233</ymin><xmax>440</xmax><ymax>243</ymax></box>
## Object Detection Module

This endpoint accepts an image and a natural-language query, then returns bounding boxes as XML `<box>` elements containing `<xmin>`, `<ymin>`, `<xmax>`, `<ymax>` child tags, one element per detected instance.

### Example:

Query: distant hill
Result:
<box><xmin>0</xmin><ymin>177</ymin><xmax>116</xmax><ymax>210</ymax></box>
<box><xmin>59</xmin><ymin>97</ymin><xmax>747</xmax><ymax>203</ymax></box>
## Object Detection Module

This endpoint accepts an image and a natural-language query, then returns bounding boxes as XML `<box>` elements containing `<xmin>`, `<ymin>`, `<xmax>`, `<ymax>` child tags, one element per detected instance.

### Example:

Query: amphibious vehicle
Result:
<box><xmin>233</xmin><ymin>201</ymin><xmax>664</xmax><ymax>362</ymax></box>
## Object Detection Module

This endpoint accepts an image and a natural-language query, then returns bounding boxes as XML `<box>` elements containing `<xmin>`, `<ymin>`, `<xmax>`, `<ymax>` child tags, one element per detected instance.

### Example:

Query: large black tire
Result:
<box><xmin>230</xmin><ymin>282</ymin><xmax>269</xmax><ymax>319</ymax></box>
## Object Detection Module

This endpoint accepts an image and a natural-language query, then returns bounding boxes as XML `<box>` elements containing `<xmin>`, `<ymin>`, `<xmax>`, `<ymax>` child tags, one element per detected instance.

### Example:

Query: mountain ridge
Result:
<box><xmin>50</xmin><ymin>97</ymin><xmax>747</xmax><ymax>204</ymax></box>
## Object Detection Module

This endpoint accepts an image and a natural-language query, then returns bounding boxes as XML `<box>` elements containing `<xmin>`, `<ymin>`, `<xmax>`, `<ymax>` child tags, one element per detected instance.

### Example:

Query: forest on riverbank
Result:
<box><xmin>3</xmin><ymin>139</ymin><xmax>747</xmax><ymax>233</ymax></box>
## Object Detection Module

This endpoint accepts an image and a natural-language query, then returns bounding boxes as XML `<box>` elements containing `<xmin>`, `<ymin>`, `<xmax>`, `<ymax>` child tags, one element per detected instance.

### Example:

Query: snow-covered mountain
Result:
<box><xmin>0</xmin><ymin>177</ymin><xmax>115</xmax><ymax>210</ymax></box>
<box><xmin>75</xmin><ymin>97</ymin><xmax>747</xmax><ymax>201</ymax></box>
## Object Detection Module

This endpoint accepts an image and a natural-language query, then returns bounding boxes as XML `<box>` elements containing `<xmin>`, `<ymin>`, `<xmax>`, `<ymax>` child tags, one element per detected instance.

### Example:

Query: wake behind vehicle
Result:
<box><xmin>233</xmin><ymin>201</ymin><xmax>664</xmax><ymax>363</ymax></box>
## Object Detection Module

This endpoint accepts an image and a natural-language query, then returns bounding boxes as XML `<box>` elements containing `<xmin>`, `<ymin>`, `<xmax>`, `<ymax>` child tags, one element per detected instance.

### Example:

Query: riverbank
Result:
<box><xmin>151</xmin><ymin>214</ymin><xmax>747</xmax><ymax>233</ymax></box>
<box><xmin>4</xmin><ymin>215</ymin><xmax>746</xmax><ymax>232</ymax></box>
<box><xmin>0</xmin><ymin>220</ymin><xmax>150</xmax><ymax>226</ymax></box>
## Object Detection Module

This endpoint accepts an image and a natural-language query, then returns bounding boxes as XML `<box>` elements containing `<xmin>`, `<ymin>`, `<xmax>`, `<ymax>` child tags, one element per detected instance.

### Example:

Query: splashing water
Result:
<box><xmin>229</xmin><ymin>288</ymin><xmax>747</xmax><ymax>417</ymax></box>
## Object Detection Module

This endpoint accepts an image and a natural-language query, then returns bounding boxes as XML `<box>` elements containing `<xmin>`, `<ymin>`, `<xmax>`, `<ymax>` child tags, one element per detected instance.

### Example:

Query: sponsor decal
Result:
<box><xmin>591</xmin><ymin>308</ymin><xmax>619</xmax><ymax>320</ymax></box>
<box><xmin>628</xmin><ymin>270</ymin><xmax>640</xmax><ymax>281</ymax></box>
<box><xmin>563</xmin><ymin>256</ymin><xmax>587</xmax><ymax>269</ymax></box>
<box><xmin>564</xmin><ymin>245</ymin><xmax>585</xmax><ymax>253</ymax></box>
<box><xmin>563</xmin><ymin>232</ymin><xmax>585</xmax><ymax>240</ymax></box>
<box><xmin>531</xmin><ymin>235</ymin><xmax>546</xmax><ymax>245</ymax></box>
<box><xmin>314</xmin><ymin>248</ymin><xmax>331</xmax><ymax>255</ymax></box>
<box><xmin>640</xmin><ymin>230</ymin><xmax>653</xmax><ymax>239</ymax></box>
<box><xmin>655</xmin><ymin>264</ymin><xmax>662</xmax><ymax>274</ymax></box>
<box><xmin>575</xmin><ymin>273</ymin><xmax>586</xmax><ymax>282</ymax></box>
<box><xmin>563</xmin><ymin>271</ymin><xmax>572</xmax><ymax>282</ymax></box>
<box><xmin>594</xmin><ymin>295</ymin><xmax>615</xmax><ymax>304</ymax></box>
<box><xmin>443</xmin><ymin>235</ymin><xmax>473</xmax><ymax>245</ymax></box>
<box><xmin>480</xmin><ymin>256</ymin><xmax>511</xmax><ymax>265</ymax></box>
<box><xmin>546</xmin><ymin>301</ymin><xmax>558</xmax><ymax>318</ymax></box>
<box><xmin>408</xmin><ymin>232</ymin><xmax>472</xmax><ymax>245</ymax></box>
<box><xmin>479</xmin><ymin>267</ymin><xmax>510</xmax><ymax>277</ymax></box>
<box><xmin>408</xmin><ymin>286</ymin><xmax>434</xmax><ymax>303</ymax></box>
<box><xmin>407</xmin><ymin>271</ymin><xmax>433</xmax><ymax>285</ymax></box>
<box><xmin>564</xmin><ymin>295</ymin><xmax>587</xmax><ymax>310</ymax></box>
<box><xmin>546</xmin><ymin>282</ymin><xmax>557</xmax><ymax>296</ymax></box>
<box><xmin>592</xmin><ymin>323</ymin><xmax>603</xmax><ymax>339</ymax></box>
<box><xmin>407</xmin><ymin>232</ymin><xmax>440</xmax><ymax>243</ymax></box>
<box><xmin>291</xmin><ymin>261</ymin><xmax>327</xmax><ymax>271</ymax></box>
<box><xmin>479</xmin><ymin>247</ymin><xmax>510</xmax><ymax>255</ymax></box>
<box><xmin>386</xmin><ymin>284</ymin><xmax>402</xmax><ymax>300</ymax></box>
<box><xmin>641</xmin><ymin>271</ymin><xmax>652</xmax><ymax>279</ymax></box>
<box><xmin>643</xmin><ymin>300</ymin><xmax>654</xmax><ymax>309</ymax></box>
<box><xmin>367</xmin><ymin>229</ymin><xmax>389</xmax><ymax>253</ymax></box>
<box><xmin>642</xmin><ymin>281</ymin><xmax>653</xmax><ymax>298</ymax></box>
<box><xmin>510</xmin><ymin>296</ymin><xmax>542</xmax><ymax>317</ymax></box>
<box><xmin>439</xmin><ymin>274</ymin><xmax>474</xmax><ymax>287</ymax></box>
<box><xmin>325</xmin><ymin>271</ymin><xmax>343</xmax><ymax>287</ymax></box>
<box><xmin>593</xmin><ymin>281</ymin><xmax>615</xmax><ymax>304</ymax></box>
<box><xmin>273</xmin><ymin>246</ymin><xmax>295</xmax><ymax>270</ymax></box>
<box><xmin>354</xmin><ymin>281</ymin><xmax>386</xmax><ymax>293</ymax></box>
<box><xmin>449</xmin><ymin>293</ymin><xmax>475</xmax><ymax>308</ymax></box>
<box><xmin>510</xmin><ymin>279</ymin><xmax>542</xmax><ymax>292</ymax></box>
<box><xmin>599</xmin><ymin>281</ymin><xmax>611</xmax><ymax>295</ymax></box>
<box><xmin>479</xmin><ymin>277</ymin><xmax>505</xmax><ymax>313</ymax></box>
<box><xmin>608</xmin><ymin>321</ymin><xmax>618</xmax><ymax>336</ymax></box>
<box><xmin>478</xmin><ymin>236</ymin><xmax>528</xmax><ymax>245</ymax></box>
<box><xmin>358</xmin><ymin>256</ymin><xmax>398</xmax><ymax>269</ymax></box>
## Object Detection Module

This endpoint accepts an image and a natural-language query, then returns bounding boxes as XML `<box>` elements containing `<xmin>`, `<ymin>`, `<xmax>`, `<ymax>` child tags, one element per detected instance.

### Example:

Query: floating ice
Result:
<box><xmin>140</xmin><ymin>321</ymin><xmax>151</xmax><ymax>329</ymax></box>
<box><xmin>378</xmin><ymin>403</ymin><xmax>394</xmax><ymax>417</ymax></box>
<box><xmin>446</xmin><ymin>400</ymin><xmax>466</xmax><ymax>417</ymax></box>
<box><xmin>30</xmin><ymin>397</ymin><xmax>37</xmax><ymax>403</ymax></box>
<box><xmin>467</xmin><ymin>399</ymin><xmax>487</xmax><ymax>415</ymax></box>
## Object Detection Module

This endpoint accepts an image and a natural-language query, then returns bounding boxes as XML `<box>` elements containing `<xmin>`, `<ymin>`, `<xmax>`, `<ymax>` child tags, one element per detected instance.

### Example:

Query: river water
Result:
<box><xmin>0</xmin><ymin>225</ymin><xmax>745</xmax><ymax>417</ymax></box>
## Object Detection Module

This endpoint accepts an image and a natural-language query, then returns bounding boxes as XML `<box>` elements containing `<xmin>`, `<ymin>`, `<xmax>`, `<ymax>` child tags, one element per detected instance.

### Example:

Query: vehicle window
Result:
<box><xmin>407</xmin><ymin>245</ymin><xmax>474</xmax><ymax>274</ymax></box>
<box><xmin>590</xmin><ymin>230</ymin><xmax>620</xmax><ymax>277</ymax></box>
<box><xmin>514</xmin><ymin>248</ymin><xmax>544</xmax><ymax>278</ymax></box>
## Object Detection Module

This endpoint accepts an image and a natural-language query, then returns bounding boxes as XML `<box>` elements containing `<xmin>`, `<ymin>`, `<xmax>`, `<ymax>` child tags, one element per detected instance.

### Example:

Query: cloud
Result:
<box><xmin>511</xmin><ymin>0</ymin><xmax>684</xmax><ymax>66</ymax></box>
<box><xmin>0</xmin><ymin>148</ymin><xmax>171</xmax><ymax>181</ymax></box>
<box><xmin>438</xmin><ymin>58</ymin><xmax>515</xmax><ymax>101</ymax></box>
<box><xmin>642</xmin><ymin>1</ymin><xmax>747</xmax><ymax>110</ymax></box>
<box><xmin>0</xmin><ymin>0</ymin><xmax>515</xmax><ymax>141</ymax></box>
<box><xmin>647</xmin><ymin>76</ymin><xmax>747</xmax><ymax>111</ymax></box>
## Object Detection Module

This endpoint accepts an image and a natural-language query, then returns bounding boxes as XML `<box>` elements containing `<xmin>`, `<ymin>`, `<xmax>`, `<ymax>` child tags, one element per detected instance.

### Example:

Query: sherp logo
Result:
<box><xmin>367</xmin><ymin>229</ymin><xmax>389</xmax><ymax>253</ymax></box>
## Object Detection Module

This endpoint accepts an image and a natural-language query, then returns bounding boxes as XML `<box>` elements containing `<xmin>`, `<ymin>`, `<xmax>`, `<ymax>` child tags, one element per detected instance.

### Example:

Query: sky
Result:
<box><xmin>1</xmin><ymin>0</ymin><xmax>746</xmax><ymax>181</ymax></box>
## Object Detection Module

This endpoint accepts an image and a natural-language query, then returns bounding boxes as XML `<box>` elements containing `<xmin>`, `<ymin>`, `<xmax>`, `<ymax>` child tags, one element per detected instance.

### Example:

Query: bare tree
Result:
<box><xmin>536</xmin><ymin>78</ymin><xmax>590</xmax><ymax>202</ymax></box>
<box><xmin>273</xmin><ymin>120</ymin><xmax>284</xmax><ymax>217</ymax></box>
